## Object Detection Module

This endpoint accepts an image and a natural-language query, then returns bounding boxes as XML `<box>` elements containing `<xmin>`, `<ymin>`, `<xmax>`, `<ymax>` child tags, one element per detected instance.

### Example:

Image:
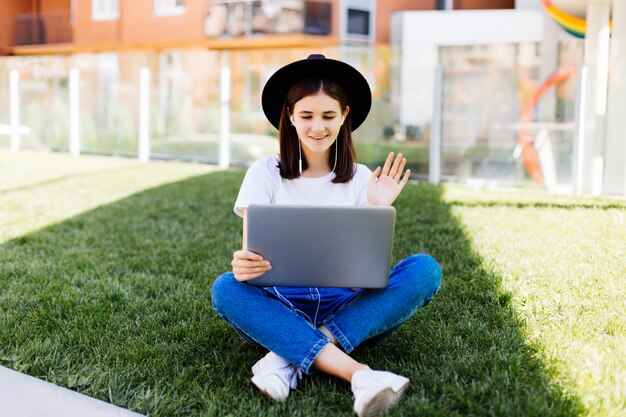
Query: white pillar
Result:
<box><xmin>604</xmin><ymin>0</ymin><xmax>626</xmax><ymax>196</ymax></box>
<box><xmin>138</xmin><ymin>67</ymin><xmax>151</xmax><ymax>163</ymax></box>
<box><xmin>69</xmin><ymin>68</ymin><xmax>81</xmax><ymax>156</ymax></box>
<box><xmin>9</xmin><ymin>69</ymin><xmax>20</xmax><ymax>152</ymax></box>
<box><xmin>572</xmin><ymin>64</ymin><xmax>588</xmax><ymax>195</ymax></box>
<box><xmin>218</xmin><ymin>53</ymin><xmax>231</xmax><ymax>169</ymax></box>
<box><xmin>429</xmin><ymin>65</ymin><xmax>443</xmax><ymax>184</ymax></box>
<box><xmin>580</xmin><ymin>0</ymin><xmax>611</xmax><ymax>195</ymax></box>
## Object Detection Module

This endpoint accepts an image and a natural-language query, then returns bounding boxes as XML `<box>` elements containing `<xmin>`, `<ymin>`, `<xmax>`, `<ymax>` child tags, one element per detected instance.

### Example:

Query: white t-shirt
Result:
<box><xmin>234</xmin><ymin>155</ymin><xmax>372</xmax><ymax>217</ymax></box>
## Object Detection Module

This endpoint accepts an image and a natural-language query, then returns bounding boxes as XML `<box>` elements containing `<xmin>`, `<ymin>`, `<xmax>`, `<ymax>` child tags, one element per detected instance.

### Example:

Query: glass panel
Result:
<box><xmin>3</xmin><ymin>41</ymin><xmax>584</xmax><ymax>191</ymax></box>
<box><xmin>343</xmin><ymin>45</ymin><xmax>398</xmax><ymax>170</ymax></box>
<box><xmin>439</xmin><ymin>41</ymin><xmax>584</xmax><ymax>191</ymax></box>
<box><xmin>228</xmin><ymin>49</ymin><xmax>285</xmax><ymax>165</ymax></box>
<box><xmin>149</xmin><ymin>48</ymin><xmax>221</xmax><ymax>163</ymax></box>
<box><xmin>440</xmin><ymin>43</ymin><xmax>539</xmax><ymax>187</ymax></box>
<box><xmin>374</xmin><ymin>44</ymin><xmax>432</xmax><ymax>178</ymax></box>
<box><xmin>18</xmin><ymin>55</ymin><xmax>71</xmax><ymax>152</ymax></box>
<box><xmin>545</xmin><ymin>39</ymin><xmax>583</xmax><ymax>191</ymax></box>
<box><xmin>75</xmin><ymin>52</ymin><xmax>142</xmax><ymax>156</ymax></box>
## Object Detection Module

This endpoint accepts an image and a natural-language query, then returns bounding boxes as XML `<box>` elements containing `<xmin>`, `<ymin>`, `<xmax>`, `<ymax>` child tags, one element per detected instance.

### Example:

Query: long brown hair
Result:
<box><xmin>277</xmin><ymin>77</ymin><xmax>356</xmax><ymax>183</ymax></box>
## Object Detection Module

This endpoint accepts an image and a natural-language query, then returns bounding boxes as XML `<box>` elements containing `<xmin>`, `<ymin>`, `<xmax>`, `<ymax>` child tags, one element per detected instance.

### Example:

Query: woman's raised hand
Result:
<box><xmin>231</xmin><ymin>250</ymin><xmax>272</xmax><ymax>282</ymax></box>
<box><xmin>367</xmin><ymin>152</ymin><xmax>411</xmax><ymax>206</ymax></box>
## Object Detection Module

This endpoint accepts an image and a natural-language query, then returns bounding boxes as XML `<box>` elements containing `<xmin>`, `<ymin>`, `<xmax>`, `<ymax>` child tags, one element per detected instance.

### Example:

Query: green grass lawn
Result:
<box><xmin>1</xmin><ymin>149</ymin><xmax>624</xmax><ymax>416</ymax></box>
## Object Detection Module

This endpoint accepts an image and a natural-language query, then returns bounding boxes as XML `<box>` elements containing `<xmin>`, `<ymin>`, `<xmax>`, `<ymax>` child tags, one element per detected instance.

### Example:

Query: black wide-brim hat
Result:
<box><xmin>261</xmin><ymin>54</ymin><xmax>372</xmax><ymax>131</ymax></box>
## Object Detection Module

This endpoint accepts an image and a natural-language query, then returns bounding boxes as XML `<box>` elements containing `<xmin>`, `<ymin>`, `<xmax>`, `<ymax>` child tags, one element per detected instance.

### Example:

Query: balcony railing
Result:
<box><xmin>204</xmin><ymin>0</ymin><xmax>331</xmax><ymax>38</ymax></box>
<box><xmin>14</xmin><ymin>12</ymin><xmax>72</xmax><ymax>46</ymax></box>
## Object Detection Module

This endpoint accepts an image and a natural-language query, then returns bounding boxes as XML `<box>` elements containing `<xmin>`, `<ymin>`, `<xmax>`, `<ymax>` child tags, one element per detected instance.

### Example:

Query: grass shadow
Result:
<box><xmin>0</xmin><ymin>171</ymin><xmax>584</xmax><ymax>416</ymax></box>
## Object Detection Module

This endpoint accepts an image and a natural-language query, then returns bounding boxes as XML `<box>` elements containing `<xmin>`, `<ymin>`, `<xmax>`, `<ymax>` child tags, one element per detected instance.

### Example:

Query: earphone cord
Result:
<box><xmin>298</xmin><ymin>134</ymin><xmax>337</xmax><ymax>175</ymax></box>
<box><xmin>298</xmin><ymin>138</ymin><xmax>303</xmax><ymax>174</ymax></box>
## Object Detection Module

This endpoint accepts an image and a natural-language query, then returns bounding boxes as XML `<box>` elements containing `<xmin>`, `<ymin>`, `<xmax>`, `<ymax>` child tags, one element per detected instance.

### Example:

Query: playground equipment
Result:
<box><xmin>517</xmin><ymin>63</ymin><xmax>578</xmax><ymax>185</ymax></box>
<box><xmin>540</xmin><ymin>0</ymin><xmax>613</xmax><ymax>38</ymax></box>
<box><xmin>518</xmin><ymin>1</ymin><xmax>611</xmax><ymax>185</ymax></box>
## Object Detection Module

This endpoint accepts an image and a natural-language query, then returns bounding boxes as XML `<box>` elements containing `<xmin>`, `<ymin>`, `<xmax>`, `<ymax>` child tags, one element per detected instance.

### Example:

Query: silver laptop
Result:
<box><xmin>246</xmin><ymin>204</ymin><xmax>395</xmax><ymax>288</ymax></box>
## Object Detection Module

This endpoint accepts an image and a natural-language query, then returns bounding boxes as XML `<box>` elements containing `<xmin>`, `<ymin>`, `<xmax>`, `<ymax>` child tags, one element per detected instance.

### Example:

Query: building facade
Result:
<box><xmin>0</xmin><ymin>0</ymin><xmax>515</xmax><ymax>55</ymax></box>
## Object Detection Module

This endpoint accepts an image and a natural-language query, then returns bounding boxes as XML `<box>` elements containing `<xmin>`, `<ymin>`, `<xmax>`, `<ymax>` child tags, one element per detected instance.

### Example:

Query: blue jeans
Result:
<box><xmin>211</xmin><ymin>254</ymin><xmax>441</xmax><ymax>374</ymax></box>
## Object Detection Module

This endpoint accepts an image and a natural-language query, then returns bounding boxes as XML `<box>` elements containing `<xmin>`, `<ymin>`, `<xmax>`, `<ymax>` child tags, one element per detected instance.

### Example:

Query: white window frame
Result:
<box><xmin>154</xmin><ymin>0</ymin><xmax>186</xmax><ymax>17</ymax></box>
<box><xmin>92</xmin><ymin>0</ymin><xmax>119</xmax><ymax>21</ymax></box>
<box><xmin>340</xmin><ymin>0</ymin><xmax>375</xmax><ymax>43</ymax></box>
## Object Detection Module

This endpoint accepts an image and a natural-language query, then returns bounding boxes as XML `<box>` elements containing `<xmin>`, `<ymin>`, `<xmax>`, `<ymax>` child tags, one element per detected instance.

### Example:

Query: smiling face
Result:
<box><xmin>277</xmin><ymin>77</ymin><xmax>357</xmax><ymax>181</ymax></box>
<box><xmin>291</xmin><ymin>92</ymin><xmax>349</xmax><ymax>161</ymax></box>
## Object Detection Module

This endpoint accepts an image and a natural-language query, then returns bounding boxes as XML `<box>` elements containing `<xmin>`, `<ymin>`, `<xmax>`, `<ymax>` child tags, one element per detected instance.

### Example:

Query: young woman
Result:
<box><xmin>211</xmin><ymin>54</ymin><xmax>441</xmax><ymax>417</ymax></box>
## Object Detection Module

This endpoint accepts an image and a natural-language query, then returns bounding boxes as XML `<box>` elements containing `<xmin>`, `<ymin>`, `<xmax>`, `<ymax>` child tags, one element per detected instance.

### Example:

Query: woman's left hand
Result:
<box><xmin>367</xmin><ymin>152</ymin><xmax>411</xmax><ymax>206</ymax></box>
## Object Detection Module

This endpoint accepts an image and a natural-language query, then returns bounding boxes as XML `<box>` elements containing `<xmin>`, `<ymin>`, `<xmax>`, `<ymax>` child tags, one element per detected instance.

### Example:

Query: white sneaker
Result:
<box><xmin>351</xmin><ymin>370</ymin><xmax>410</xmax><ymax>417</ymax></box>
<box><xmin>251</xmin><ymin>351</ymin><xmax>302</xmax><ymax>401</ymax></box>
